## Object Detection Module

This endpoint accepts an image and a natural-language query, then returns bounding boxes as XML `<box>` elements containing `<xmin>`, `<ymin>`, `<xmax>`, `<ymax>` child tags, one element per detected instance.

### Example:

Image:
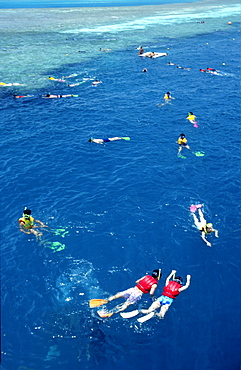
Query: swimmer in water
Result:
<box><xmin>158</xmin><ymin>92</ymin><xmax>175</xmax><ymax>107</ymax></box>
<box><xmin>18</xmin><ymin>208</ymin><xmax>47</xmax><ymax>240</ymax></box>
<box><xmin>91</xmin><ymin>269</ymin><xmax>161</xmax><ymax>318</ymax></box>
<box><xmin>0</xmin><ymin>82</ymin><xmax>24</xmax><ymax>86</ymax></box>
<box><xmin>190</xmin><ymin>205</ymin><xmax>219</xmax><ymax>247</ymax></box>
<box><xmin>186</xmin><ymin>112</ymin><xmax>197</xmax><ymax>123</ymax></box>
<box><xmin>176</xmin><ymin>65</ymin><xmax>191</xmax><ymax>70</ymax></box>
<box><xmin>48</xmin><ymin>77</ymin><xmax>66</xmax><ymax>82</ymax></box>
<box><xmin>177</xmin><ymin>133</ymin><xmax>191</xmax><ymax>155</ymax></box>
<box><xmin>89</xmin><ymin>137</ymin><xmax>129</xmax><ymax>144</ymax></box>
<box><xmin>14</xmin><ymin>94</ymin><xmax>34</xmax><ymax>98</ymax></box>
<box><xmin>138</xmin><ymin>46</ymin><xmax>145</xmax><ymax>55</ymax></box>
<box><xmin>92</xmin><ymin>80</ymin><xmax>103</xmax><ymax>86</ymax></box>
<box><xmin>42</xmin><ymin>94</ymin><xmax>77</xmax><ymax>98</ymax></box>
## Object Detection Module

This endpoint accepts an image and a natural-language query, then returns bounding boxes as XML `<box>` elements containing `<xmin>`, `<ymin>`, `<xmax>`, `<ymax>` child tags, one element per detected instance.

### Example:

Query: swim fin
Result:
<box><xmin>137</xmin><ymin>312</ymin><xmax>155</xmax><ymax>323</ymax></box>
<box><xmin>97</xmin><ymin>310</ymin><xmax>113</xmax><ymax>318</ymax></box>
<box><xmin>120</xmin><ymin>310</ymin><xmax>139</xmax><ymax>318</ymax></box>
<box><xmin>121</xmin><ymin>137</ymin><xmax>130</xmax><ymax>141</ymax></box>
<box><xmin>89</xmin><ymin>299</ymin><xmax>108</xmax><ymax>308</ymax></box>
<box><xmin>194</xmin><ymin>151</ymin><xmax>205</xmax><ymax>156</ymax></box>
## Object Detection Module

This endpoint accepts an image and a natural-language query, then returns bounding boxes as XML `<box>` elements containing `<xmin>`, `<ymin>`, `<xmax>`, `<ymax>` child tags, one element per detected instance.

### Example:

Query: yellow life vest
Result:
<box><xmin>164</xmin><ymin>94</ymin><xmax>171</xmax><ymax>100</ymax></box>
<box><xmin>19</xmin><ymin>216</ymin><xmax>35</xmax><ymax>229</ymax></box>
<box><xmin>201</xmin><ymin>224</ymin><xmax>213</xmax><ymax>235</ymax></box>
<box><xmin>188</xmin><ymin>115</ymin><xmax>195</xmax><ymax>121</ymax></box>
<box><xmin>178</xmin><ymin>137</ymin><xmax>187</xmax><ymax>145</ymax></box>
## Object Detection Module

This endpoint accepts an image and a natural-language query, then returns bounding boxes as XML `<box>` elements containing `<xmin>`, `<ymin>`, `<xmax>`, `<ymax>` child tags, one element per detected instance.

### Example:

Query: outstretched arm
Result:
<box><xmin>165</xmin><ymin>270</ymin><xmax>176</xmax><ymax>286</ymax></box>
<box><xmin>214</xmin><ymin>229</ymin><xmax>219</xmax><ymax>238</ymax></box>
<box><xmin>179</xmin><ymin>275</ymin><xmax>191</xmax><ymax>292</ymax></box>
<box><xmin>35</xmin><ymin>220</ymin><xmax>48</xmax><ymax>228</ymax></box>
<box><xmin>201</xmin><ymin>231</ymin><xmax>212</xmax><ymax>247</ymax></box>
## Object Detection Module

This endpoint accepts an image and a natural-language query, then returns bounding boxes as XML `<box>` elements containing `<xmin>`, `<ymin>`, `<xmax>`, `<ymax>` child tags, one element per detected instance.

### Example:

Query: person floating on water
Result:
<box><xmin>186</xmin><ymin>112</ymin><xmax>198</xmax><ymax>127</ymax></box>
<box><xmin>42</xmin><ymin>94</ymin><xmax>78</xmax><ymax>98</ymax></box>
<box><xmin>190</xmin><ymin>204</ymin><xmax>219</xmax><ymax>247</ymax></box>
<box><xmin>142</xmin><ymin>68</ymin><xmax>148</xmax><ymax>73</ymax></box>
<box><xmin>14</xmin><ymin>94</ymin><xmax>34</xmax><ymax>98</ymax></box>
<box><xmin>89</xmin><ymin>137</ymin><xmax>130</xmax><ymax>144</ymax></box>
<box><xmin>48</xmin><ymin>77</ymin><xmax>66</xmax><ymax>82</ymax></box>
<box><xmin>89</xmin><ymin>269</ymin><xmax>162</xmax><ymax>318</ymax></box>
<box><xmin>139</xmin><ymin>270</ymin><xmax>191</xmax><ymax>319</ymax></box>
<box><xmin>138</xmin><ymin>46</ymin><xmax>145</xmax><ymax>55</ymax></box>
<box><xmin>18</xmin><ymin>208</ymin><xmax>47</xmax><ymax>240</ymax></box>
<box><xmin>92</xmin><ymin>79</ymin><xmax>102</xmax><ymax>86</ymax></box>
<box><xmin>176</xmin><ymin>65</ymin><xmax>191</xmax><ymax>70</ymax></box>
<box><xmin>0</xmin><ymin>82</ymin><xmax>24</xmax><ymax>87</ymax></box>
<box><xmin>200</xmin><ymin>68</ymin><xmax>219</xmax><ymax>75</ymax></box>
<box><xmin>177</xmin><ymin>134</ymin><xmax>191</xmax><ymax>155</ymax></box>
<box><xmin>158</xmin><ymin>92</ymin><xmax>175</xmax><ymax>107</ymax></box>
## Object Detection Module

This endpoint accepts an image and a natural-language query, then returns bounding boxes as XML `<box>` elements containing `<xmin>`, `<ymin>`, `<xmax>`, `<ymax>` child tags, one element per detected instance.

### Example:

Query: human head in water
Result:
<box><xmin>23</xmin><ymin>208</ymin><xmax>31</xmax><ymax>218</ymax></box>
<box><xmin>180</xmin><ymin>133</ymin><xmax>185</xmax><ymax>138</ymax></box>
<box><xmin>206</xmin><ymin>223</ymin><xmax>213</xmax><ymax>231</ymax></box>
<box><xmin>188</xmin><ymin>112</ymin><xmax>193</xmax><ymax>115</ymax></box>
<box><xmin>152</xmin><ymin>269</ymin><xmax>162</xmax><ymax>280</ymax></box>
<box><xmin>173</xmin><ymin>276</ymin><xmax>183</xmax><ymax>285</ymax></box>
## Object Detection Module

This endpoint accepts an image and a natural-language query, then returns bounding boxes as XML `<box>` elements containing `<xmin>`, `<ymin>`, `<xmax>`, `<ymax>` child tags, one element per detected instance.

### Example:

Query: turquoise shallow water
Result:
<box><xmin>1</xmin><ymin>1</ymin><xmax>241</xmax><ymax>369</ymax></box>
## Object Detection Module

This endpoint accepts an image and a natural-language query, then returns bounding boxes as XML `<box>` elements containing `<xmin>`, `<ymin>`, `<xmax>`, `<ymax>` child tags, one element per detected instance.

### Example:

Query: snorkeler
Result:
<box><xmin>186</xmin><ymin>112</ymin><xmax>198</xmax><ymax>127</ymax></box>
<box><xmin>186</xmin><ymin>112</ymin><xmax>197</xmax><ymax>123</ymax></box>
<box><xmin>190</xmin><ymin>204</ymin><xmax>219</xmax><ymax>247</ymax></box>
<box><xmin>48</xmin><ymin>77</ymin><xmax>66</xmax><ymax>82</ymax></box>
<box><xmin>92</xmin><ymin>79</ymin><xmax>103</xmax><ymax>86</ymax></box>
<box><xmin>14</xmin><ymin>94</ymin><xmax>34</xmax><ymax>98</ymax></box>
<box><xmin>0</xmin><ymin>82</ymin><xmax>24</xmax><ymax>86</ymax></box>
<box><xmin>177</xmin><ymin>134</ymin><xmax>191</xmax><ymax>155</ymax></box>
<box><xmin>176</xmin><ymin>65</ymin><xmax>191</xmax><ymax>70</ymax></box>
<box><xmin>89</xmin><ymin>269</ymin><xmax>162</xmax><ymax>318</ymax></box>
<box><xmin>140</xmin><ymin>270</ymin><xmax>191</xmax><ymax>319</ymax></box>
<box><xmin>158</xmin><ymin>92</ymin><xmax>175</xmax><ymax>107</ymax></box>
<box><xmin>89</xmin><ymin>137</ymin><xmax>130</xmax><ymax>144</ymax></box>
<box><xmin>138</xmin><ymin>46</ymin><xmax>145</xmax><ymax>55</ymax></box>
<box><xmin>18</xmin><ymin>208</ymin><xmax>47</xmax><ymax>240</ymax></box>
<box><xmin>42</xmin><ymin>94</ymin><xmax>77</xmax><ymax>98</ymax></box>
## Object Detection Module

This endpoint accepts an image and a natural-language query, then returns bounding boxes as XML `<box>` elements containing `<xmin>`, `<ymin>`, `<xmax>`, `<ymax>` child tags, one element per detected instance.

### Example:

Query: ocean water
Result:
<box><xmin>0</xmin><ymin>0</ymin><xmax>241</xmax><ymax>369</ymax></box>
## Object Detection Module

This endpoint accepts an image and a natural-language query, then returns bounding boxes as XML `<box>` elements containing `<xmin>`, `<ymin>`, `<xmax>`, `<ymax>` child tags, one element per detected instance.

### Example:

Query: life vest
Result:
<box><xmin>200</xmin><ymin>225</ymin><xmax>213</xmax><ymax>234</ymax></box>
<box><xmin>136</xmin><ymin>275</ymin><xmax>158</xmax><ymax>293</ymax></box>
<box><xmin>188</xmin><ymin>115</ymin><xmax>195</xmax><ymax>121</ymax></box>
<box><xmin>162</xmin><ymin>280</ymin><xmax>182</xmax><ymax>299</ymax></box>
<box><xmin>164</xmin><ymin>94</ymin><xmax>171</xmax><ymax>100</ymax></box>
<box><xmin>18</xmin><ymin>216</ymin><xmax>35</xmax><ymax>229</ymax></box>
<box><xmin>178</xmin><ymin>137</ymin><xmax>187</xmax><ymax>145</ymax></box>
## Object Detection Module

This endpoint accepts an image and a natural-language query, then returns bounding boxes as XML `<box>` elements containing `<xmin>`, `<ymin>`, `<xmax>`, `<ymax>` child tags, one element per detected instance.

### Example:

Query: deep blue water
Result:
<box><xmin>1</xmin><ymin>3</ymin><xmax>241</xmax><ymax>370</ymax></box>
<box><xmin>0</xmin><ymin>0</ymin><xmax>199</xmax><ymax>9</ymax></box>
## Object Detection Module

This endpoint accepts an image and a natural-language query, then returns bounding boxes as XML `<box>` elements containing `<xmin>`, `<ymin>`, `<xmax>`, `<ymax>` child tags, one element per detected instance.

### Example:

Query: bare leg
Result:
<box><xmin>192</xmin><ymin>212</ymin><xmax>200</xmax><ymax>228</ymax></box>
<box><xmin>157</xmin><ymin>303</ymin><xmax>171</xmax><ymax>318</ymax></box>
<box><xmin>197</xmin><ymin>208</ymin><xmax>206</xmax><ymax>223</ymax></box>
<box><xmin>108</xmin><ymin>292</ymin><xmax>124</xmax><ymax>302</ymax></box>
<box><xmin>108</xmin><ymin>137</ymin><xmax>122</xmax><ymax>142</ymax></box>
<box><xmin>30</xmin><ymin>229</ymin><xmax>43</xmax><ymax>240</ymax></box>
<box><xmin>112</xmin><ymin>301</ymin><xmax>131</xmax><ymax>314</ymax></box>
<box><xmin>141</xmin><ymin>300</ymin><xmax>160</xmax><ymax>314</ymax></box>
